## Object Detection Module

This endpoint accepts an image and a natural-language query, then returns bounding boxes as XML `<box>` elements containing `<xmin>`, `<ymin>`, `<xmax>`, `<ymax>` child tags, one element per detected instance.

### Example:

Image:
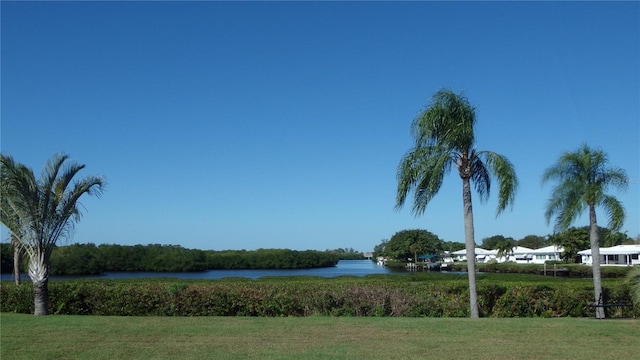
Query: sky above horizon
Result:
<box><xmin>1</xmin><ymin>1</ymin><xmax>638</xmax><ymax>252</ymax></box>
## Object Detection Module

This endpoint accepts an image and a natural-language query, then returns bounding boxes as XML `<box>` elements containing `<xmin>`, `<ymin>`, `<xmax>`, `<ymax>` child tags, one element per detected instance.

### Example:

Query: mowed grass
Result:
<box><xmin>1</xmin><ymin>313</ymin><xmax>638</xmax><ymax>360</ymax></box>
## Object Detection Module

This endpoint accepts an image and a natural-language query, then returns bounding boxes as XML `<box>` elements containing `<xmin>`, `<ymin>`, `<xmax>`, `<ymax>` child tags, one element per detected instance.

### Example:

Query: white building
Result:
<box><xmin>448</xmin><ymin>246</ymin><xmax>564</xmax><ymax>264</ymax></box>
<box><xmin>449</xmin><ymin>248</ymin><xmax>493</xmax><ymax>262</ymax></box>
<box><xmin>578</xmin><ymin>245</ymin><xmax>640</xmax><ymax>266</ymax></box>
<box><xmin>528</xmin><ymin>245</ymin><xmax>564</xmax><ymax>264</ymax></box>
<box><xmin>492</xmin><ymin>246</ymin><xmax>536</xmax><ymax>264</ymax></box>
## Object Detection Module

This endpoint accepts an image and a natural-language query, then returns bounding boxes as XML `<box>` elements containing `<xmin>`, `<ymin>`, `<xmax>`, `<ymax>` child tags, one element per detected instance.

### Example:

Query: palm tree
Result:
<box><xmin>0</xmin><ymin>164</ymin><xmax>25</xmax><ymax>285</ymax></box>
<box><xmin>409</xmin><ymin>242</ymin><xmax>422</xmax><ymax>266</ymax></box>
<box><xmin>542</xmin><ymin>144</ymin><xmax>627</xmax><ymax>319</ymax></box>
<box><xmin>0</xmin><ymin>153</ymin><xmax>105</xmax><ymax>315</ymax></box>
<box><xmin>396</xmin><ymin>89</ymin><xmax>518</xmax><ymax>318</ymax></box>
<box><xmin>495</xmin><ymin>237</ymin><xmax>515</xmax><ymax>262</ymax></box>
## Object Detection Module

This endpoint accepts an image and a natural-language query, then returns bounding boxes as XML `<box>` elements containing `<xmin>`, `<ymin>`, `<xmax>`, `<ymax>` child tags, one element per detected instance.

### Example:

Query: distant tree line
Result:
<box><xmin>0</xmin><ymin>243</ymin><xmax>339</xmax><ymax>276</ymax></box>
<box><xmin>325</xmin><ymin>248</ymin><xmax>365</xmax><ymax>260</ymax></box>
<box><xmin>205</xmin><ymin>249</ymin><xmax>338</xmax><ymax>269</ymax></box>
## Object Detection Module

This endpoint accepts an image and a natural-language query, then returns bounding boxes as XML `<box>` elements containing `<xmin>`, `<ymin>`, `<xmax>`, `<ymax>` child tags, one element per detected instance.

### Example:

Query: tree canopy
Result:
<box><xmin>516</xmin><ymin>235</ymin><xmax>549</xmax><ymax>249</ymax></box>
<box><xmin>378</xmin><ymin>230</ymin><xmax>444</xmax><ymax>261</ymax></box>
<box><xmin>480</xmin><ymin>235</ymin><xmax>515</xmax><ymax>250</ymax></box>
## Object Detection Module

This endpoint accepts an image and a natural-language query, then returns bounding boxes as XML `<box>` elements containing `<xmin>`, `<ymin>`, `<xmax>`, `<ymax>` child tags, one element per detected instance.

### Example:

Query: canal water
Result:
<box><xmin>1</xmin><ymin>260</ymin><xmax>411</xmax><ymax>281</ymax></box>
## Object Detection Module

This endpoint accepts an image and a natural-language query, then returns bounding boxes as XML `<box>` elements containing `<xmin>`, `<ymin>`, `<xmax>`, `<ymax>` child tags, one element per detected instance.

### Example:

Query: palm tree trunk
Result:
<box><xmin>12</xmin><ymin>234</ymin><xmax>21</xmax><ymax>285</ymax></box>
<box><xmin>28</xmin><ymin>252</ymin><xmax>49</xmax><ymax>316</ymax></box>
<box><xmin>462</xmin><ymin>178</ymin><xmax>479</xmax><ymax>318</ymax></box>
<box><xmin>33</xmin><ymin>278</ymin><xmax>49</xmax><ymax>316</ymax></box>
<box><xmin>589</xmin><ymin>205</ymin><xmax>605</xmax><ymax>319</ymax></box>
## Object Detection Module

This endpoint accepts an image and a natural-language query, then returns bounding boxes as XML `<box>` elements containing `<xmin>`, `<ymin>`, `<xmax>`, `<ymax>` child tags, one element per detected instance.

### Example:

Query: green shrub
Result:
<box><xmin>0</xmin><ymin>282</ymin><xmax>33</xmax><ymax>313</ymax></box>
<box><xmin>627</xmin><ymin>267</ymin><xmax>640</xmax><ymax>308</ymax></box>
<box><xmin>446</xmin><ymin>262</ymin><xmax>631</xmax><ymax>278</ymax></box>
<box><xmin>2</xmin><ymin>276</ymin><xmax>637</xmax><ymax>318</ymax></box>
<box><xmin>491</xmin><ymin>286</ymin><xmax>556</xmax><ymax>317</ymax></box>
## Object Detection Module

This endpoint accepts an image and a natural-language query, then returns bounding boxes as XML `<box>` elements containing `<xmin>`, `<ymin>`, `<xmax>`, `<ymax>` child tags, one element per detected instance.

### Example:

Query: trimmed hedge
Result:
<box><xmin>446</xmin><ymin>262</ymin><xmax>632</xmax><ymax>278</ymax></box>
<box><xmin>1</xmin><ymin>277</ymin><xmax>637</xmax><ymax>318</ymax></box>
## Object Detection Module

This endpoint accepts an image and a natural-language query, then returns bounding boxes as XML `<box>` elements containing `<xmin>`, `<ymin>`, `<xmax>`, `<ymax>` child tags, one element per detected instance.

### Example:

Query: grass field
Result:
<box><xmin>1</xmin><ymin>313</ymin><xmax>638</xmax><ymax>359</ymax></box>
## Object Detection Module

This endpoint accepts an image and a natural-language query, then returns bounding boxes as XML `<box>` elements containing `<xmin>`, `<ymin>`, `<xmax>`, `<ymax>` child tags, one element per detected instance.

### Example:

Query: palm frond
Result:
<box><xmin>600</xmin><ymin>167</ymin><xmax>628</xmax><ymax>192</ymax></box>
<box><xmin>412</xmin><ymin>147</ymin><xmax>453</xmax><ymax>216</ymax></box>
<box><xmin>411</xmin><ymin>89</ymin><xmax>476</xmax><ymax>150</ymax></box>
<box><xmin>61</xmin><ymin>175</ymin><xmax>106</xmax><ymax>223</ymax></box>
<box><xmin>53</xmin><ymin>162</ymin><xmax>87</xmax><ymax>204</ymax></box>
<box><xmin>38</xmin><ymin>154</ymin><xmax>70</xmax><ymax>227</ymax></box>
<box><xmin>469</xmin><ymin>151</ymin><xmax>490</xmax><ymax>203</ymax></box>
<box><xmin>544</xmin><ymin>181</ymin><xmax>585</xmax><ymax>232</ymax></box>
<box><xmin>395</xmin><ymin>150</ymin><xmax>420</xmax><ymax>210</ymax></box>
<box><xmin>476</xmin><ymin>151</ymin><xmax>518</xmax><ymax>215</ymax></box>
<box><xmin>1</xmin><ymin>155</ymin><xmax>38</xmax><ymax>233</ymax></box>
<box><xmin>599</xmin><ymin>195</ymin><xmax>625</xmax><ymax>233</ymax></box>
<box><xmin>395</xmin><ymin>145</ymin><xmax>453</xmax><ymax>216</ymax></box>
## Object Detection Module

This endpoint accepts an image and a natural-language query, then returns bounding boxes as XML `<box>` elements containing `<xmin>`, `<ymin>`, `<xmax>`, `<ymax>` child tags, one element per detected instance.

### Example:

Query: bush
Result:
<box><xmin>446</xmin><ymin>262</ymin><xmax>632</xmax><ymax>278</ymax></box>
<box><xmin>627</xmin><ymin>267</ymin><xmax>640</xmax><ymax>308</ymax></box>
<box><xmin>2</xmin><ymin>276</ymin><xmax>637</xmax><ymax>318</ymax></box>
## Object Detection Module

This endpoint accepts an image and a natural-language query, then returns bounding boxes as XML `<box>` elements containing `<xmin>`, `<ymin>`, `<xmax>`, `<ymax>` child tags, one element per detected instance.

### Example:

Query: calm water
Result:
<box><xmin>1</xmin><ymin>260</ymin><xmax>411</xmax><ymax>281</ymax></box>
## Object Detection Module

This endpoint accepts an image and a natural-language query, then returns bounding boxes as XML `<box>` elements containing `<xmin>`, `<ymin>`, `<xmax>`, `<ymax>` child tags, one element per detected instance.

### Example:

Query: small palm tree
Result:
<box><xmin>396</xmin><ymin>89</ymin><xmax>518</xmax><ymax>318</ymax></box>
<box><xmin>0</xmin><ymin>153</ymin><xmax>105</xmax><ymax>315</ymax></box>
<box><xmin>542</xmin><ymin>144</ymin><xmax>627</xmax><ymax>319</ymax></box>
<box><xmin>409</xmin><ymin>242</ymin><xmax>422</xmax><ymax>265</ymax></box>
<box><xmin>495</xmin><ymin>238</ymin><xmax>515</xmax><ymax>262</ymax></box>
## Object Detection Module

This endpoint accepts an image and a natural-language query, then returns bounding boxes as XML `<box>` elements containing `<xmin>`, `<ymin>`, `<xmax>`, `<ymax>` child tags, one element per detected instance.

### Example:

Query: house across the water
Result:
<box><xmin>578</xmin><ymin>244</ymin><xmax>640</xmax><ymax>266</ymax></box>
<box><xmin>441</xmin><ymin>244</ymin><xmax>639</xmax><ymax>267</ymax></box>
<box><xmin>527</xmin><ymin>245</ymin><xmax>563</xmax><ymax>264</ymax></box>
<box><xmin>449</xmin><ymin>248</ymin><xmax>493</xmax><ymax>262</ymax></box>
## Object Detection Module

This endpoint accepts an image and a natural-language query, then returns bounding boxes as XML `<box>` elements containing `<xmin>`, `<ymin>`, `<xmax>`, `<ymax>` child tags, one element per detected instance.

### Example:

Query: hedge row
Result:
<box><xmin>445</xmin><ymin>262</ymin><xmax>632</xmax><ymax>278</ymax></box>
<box><xmin>1</xmin><ymin>278</ymin><xmax>636</xmax><ymax>318</ymax></box>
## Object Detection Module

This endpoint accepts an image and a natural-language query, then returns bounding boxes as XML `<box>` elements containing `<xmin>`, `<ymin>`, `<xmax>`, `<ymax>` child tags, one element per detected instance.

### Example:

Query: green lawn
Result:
<box><xmin>1</xmin><ymin>313</ymin><xmax>638</xmax><ymax>359</ymax></box>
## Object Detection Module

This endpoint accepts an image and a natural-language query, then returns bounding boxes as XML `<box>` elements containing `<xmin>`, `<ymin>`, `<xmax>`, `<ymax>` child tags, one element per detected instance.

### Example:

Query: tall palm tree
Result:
<box><xmin>396</xmin><ymin>89</ymin><xmax>518</xmax><ymax>318</ymax></box>
<box><xmin>542</xmin><ymin>144</ymin><xmax>627</xmax><ymax>319</ymax></box>
<box><xmin>0</xmin><ymin>153</ymin><xmax>105</xmax><ymax>315</ymax></box>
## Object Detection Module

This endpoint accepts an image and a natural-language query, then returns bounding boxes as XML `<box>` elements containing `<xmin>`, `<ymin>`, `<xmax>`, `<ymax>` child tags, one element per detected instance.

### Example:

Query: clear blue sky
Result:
<box><xmin>1</xmin><ymin>1</ymin><xmax>638</xmax><ymax>252</ymax></box>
